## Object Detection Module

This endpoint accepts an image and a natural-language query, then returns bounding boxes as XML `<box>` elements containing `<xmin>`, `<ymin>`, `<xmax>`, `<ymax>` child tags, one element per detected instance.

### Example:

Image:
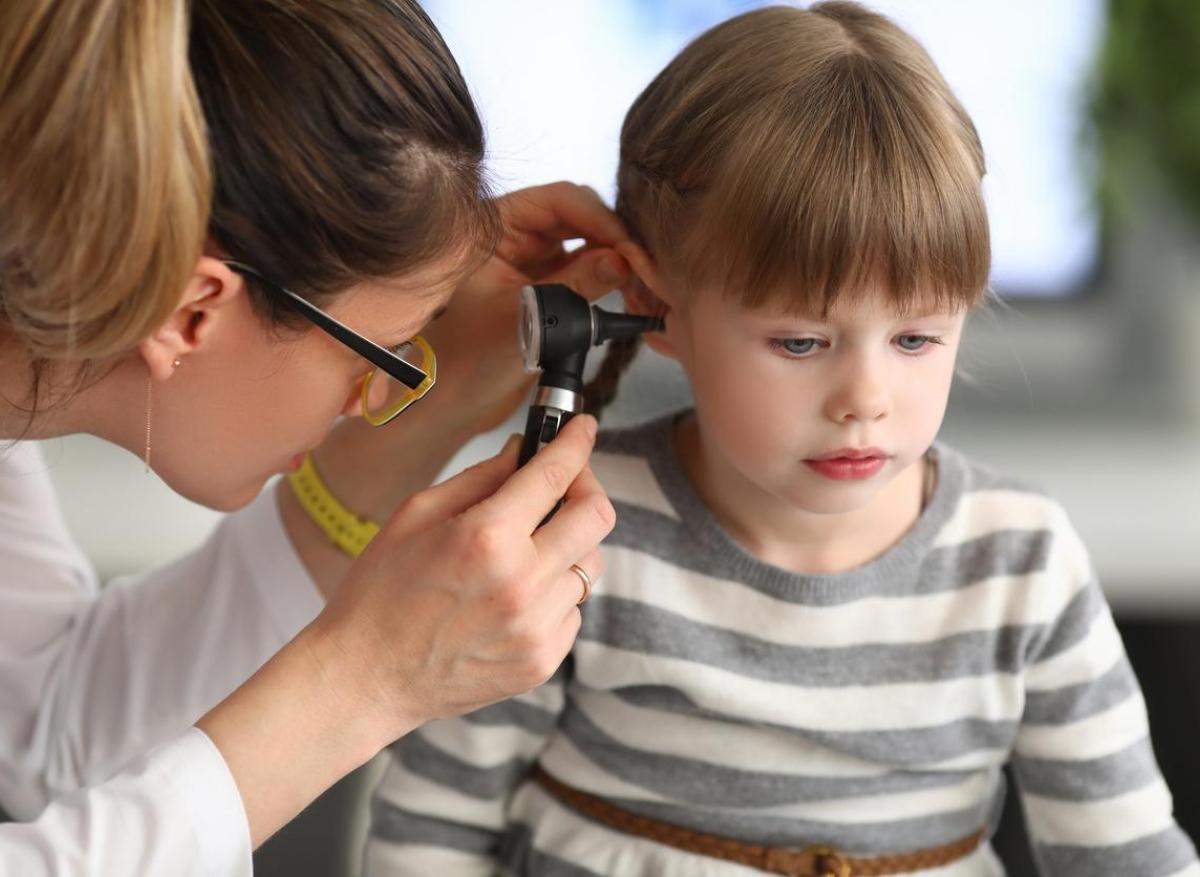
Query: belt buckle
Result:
<box><xmin>763</xmin><ymin>844</ymin><xmax>851</xmax><ymax>877</ymax></box>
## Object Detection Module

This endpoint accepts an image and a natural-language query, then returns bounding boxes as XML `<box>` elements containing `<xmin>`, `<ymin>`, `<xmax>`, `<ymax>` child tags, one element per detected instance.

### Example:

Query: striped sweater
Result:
<box><xmin>365</xmin><ymin>412</ymin><xmax>1198</xmax><ymax>877</ymax></box>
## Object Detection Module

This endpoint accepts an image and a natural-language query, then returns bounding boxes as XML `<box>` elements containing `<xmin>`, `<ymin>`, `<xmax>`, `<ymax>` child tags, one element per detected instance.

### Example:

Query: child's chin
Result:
<box><xmin>786</xmin><ymin>481</ymin><xmax>882</xmax><ymax>515</ymax></box>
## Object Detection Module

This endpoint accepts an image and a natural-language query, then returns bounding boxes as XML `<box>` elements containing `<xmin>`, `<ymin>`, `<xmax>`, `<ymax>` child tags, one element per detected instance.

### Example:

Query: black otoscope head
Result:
<box><xmin>516</xmin><ymin>283</ymin><xmax>664</xmax><ymax>475</ymax></box>
<box><xmin>518</xmin><ymin>283</ymin><xmax>665</xmax><ymax>392</ymax></box>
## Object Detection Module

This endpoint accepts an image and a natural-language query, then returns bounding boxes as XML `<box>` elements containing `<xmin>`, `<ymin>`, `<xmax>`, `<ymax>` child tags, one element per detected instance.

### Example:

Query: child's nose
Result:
<box><xmin>824</xmin><ymin>361</ymin><xmax>889</xmax><ymax>423</ymax></box>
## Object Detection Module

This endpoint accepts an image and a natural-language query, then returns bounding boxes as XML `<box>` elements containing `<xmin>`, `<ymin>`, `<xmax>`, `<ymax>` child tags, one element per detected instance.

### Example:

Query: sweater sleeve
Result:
<box><xmin>1</xmin><ymin>443</ymin><xmax>323</xmax><ymax>820</ymax></box>
<box><xmin>0</xmin><ymin>728</ymin><xmax>250</xmax><ymax>876</ymax></box>
<box><xmin>364</xmin><ymin>666</ymin><xmax>570</xmax><ymax>877</ymax></box>
<box><xmin>1011</xmin><ymin>512</ymin><xmax>1199</xmax><ymax>876</ymax></box>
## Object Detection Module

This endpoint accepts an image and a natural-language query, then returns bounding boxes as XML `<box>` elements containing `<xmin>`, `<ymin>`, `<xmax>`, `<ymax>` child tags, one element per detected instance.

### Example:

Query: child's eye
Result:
<box><xmin>895</xmin><ymin>334</ymin><xmax>944</xmax><ymax>352</ymax></box>
<box><xmin>770</xmin><ymin>338</ymin><xmax>823</xmax><ymax>357</ymax></box>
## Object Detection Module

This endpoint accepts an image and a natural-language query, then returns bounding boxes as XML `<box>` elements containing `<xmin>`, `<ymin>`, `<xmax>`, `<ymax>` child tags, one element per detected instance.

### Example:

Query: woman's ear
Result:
<box><xmin>138</xmin><ymin>256</ymin><xmax>246</xmax><ymax>379</ymax></box>
<box><xmin>615</xmin><ymin>241</ymin><xmax>680</xmax><ymax>360</ymax></box>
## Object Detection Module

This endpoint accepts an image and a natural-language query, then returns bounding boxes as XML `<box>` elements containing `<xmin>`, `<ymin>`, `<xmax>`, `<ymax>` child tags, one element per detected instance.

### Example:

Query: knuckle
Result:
<box><xmin>461</xmin><ymin>521</ymin><xmax>506</xmax><ymax>566</ymax></box>
<box><xmin>591</xmin><ymin>494</ymin><xmax>617</xmax><ymax>533</ymax></box>
<box><xmin>540</xmin><ymin>460</ymin><xmax>571</xmax><ymax>495</ymax></box>
<box><xmin>396</xmin><ymin>489</ymin><xmax>433</xmax><ymax>521</ymax></box>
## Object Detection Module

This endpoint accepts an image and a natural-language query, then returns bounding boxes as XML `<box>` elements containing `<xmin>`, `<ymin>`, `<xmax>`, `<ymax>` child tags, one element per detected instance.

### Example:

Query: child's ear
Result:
<box><xmin>615</xmin><ymin>241</ymin><xmax>680</xmax><ymax>360</ymax></box>
<box><xmin>138</xmin><ymin>255</ymin><xmax>246</xmax><ymax>380</ymax></box>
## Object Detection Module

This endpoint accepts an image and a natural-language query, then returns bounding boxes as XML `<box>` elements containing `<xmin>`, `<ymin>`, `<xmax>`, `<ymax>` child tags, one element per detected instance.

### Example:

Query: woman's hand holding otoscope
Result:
<box><xmin>516</xmin><ymin>283</ymin><xmax>663</xmax><ymax>519</ymax></box>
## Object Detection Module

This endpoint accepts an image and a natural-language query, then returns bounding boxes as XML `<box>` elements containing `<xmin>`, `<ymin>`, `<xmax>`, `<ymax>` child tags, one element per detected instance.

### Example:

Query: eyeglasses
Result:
<box><xmin>224</xmin><ymin>260</ymin><xmax>436</xmax><ymax>427</ymax></box>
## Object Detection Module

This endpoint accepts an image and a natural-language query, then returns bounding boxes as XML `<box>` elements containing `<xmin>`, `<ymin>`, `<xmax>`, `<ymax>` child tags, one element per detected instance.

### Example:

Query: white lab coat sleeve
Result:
<box><xmin>0</xmin><ymin>728</ymin><xmax>251</xmax><ymax>877</ymax></box>
<box><xmin>1</xmin><ymin>441</ymin><xmax>325</xmax><ymax>863</ymax></box>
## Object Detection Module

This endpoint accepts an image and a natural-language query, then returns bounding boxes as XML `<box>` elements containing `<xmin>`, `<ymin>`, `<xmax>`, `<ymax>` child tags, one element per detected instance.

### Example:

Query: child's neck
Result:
<box><xmin>675</xmin><ymin>416</ymin><xmax>927</xmax><ymax>575</ymax></box>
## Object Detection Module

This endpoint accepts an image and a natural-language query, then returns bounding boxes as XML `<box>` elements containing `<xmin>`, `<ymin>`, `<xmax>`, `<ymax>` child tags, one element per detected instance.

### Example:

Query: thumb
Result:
<box><xmin>383</xmin><ymin>434</ymin><xmax>522</xmax><ymax>539</ymax></box>
<box><xmin>542</xmin><ymin>247</ymin><xmax>630</xmax><ymax>303</ymax></box>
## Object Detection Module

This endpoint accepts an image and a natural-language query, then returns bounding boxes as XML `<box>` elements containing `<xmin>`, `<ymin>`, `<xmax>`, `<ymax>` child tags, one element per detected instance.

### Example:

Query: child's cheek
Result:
<box><xmin>704</xmin><ymin>369</ymin><xmax>794</xmax><ymax>461</ymax></box>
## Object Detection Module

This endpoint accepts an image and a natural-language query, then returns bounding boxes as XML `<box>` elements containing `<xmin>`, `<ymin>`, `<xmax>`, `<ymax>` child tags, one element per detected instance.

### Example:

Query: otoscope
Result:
<box><xmin>517</xmin><ymin>283</ymin><xmax>664</xmax><ymax>470</ymax></box>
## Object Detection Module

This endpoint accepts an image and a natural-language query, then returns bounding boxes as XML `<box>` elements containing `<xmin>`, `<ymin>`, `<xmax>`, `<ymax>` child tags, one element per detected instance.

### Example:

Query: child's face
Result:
<box><xmin>667</xmin><ymin>286</ymin><xmax>966</xmax><ymax>516</ymax></box>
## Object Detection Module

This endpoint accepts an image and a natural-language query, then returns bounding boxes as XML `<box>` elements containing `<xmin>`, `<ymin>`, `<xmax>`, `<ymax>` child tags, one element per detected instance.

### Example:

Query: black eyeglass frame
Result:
<box><xmin>223</xmin><ymin>260</ymin><xmax>432</xmax><ymax>392</ymax></box>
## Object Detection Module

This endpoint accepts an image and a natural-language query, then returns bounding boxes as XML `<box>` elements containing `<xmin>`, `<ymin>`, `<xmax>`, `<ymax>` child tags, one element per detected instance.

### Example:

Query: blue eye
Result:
<box><xmin>773</xmin><ymin>338</ymin><xmax>820</xmax><ymax>356</ymax></box>
<box><xmin>896</xmin><ymin>334</ymin><xmax>942</xmax><ymax>352</ymax></box>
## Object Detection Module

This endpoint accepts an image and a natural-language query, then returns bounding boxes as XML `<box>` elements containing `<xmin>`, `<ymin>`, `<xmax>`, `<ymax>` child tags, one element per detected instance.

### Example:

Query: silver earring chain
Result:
<box><xmin>144</xmin><ymin>374</ymin><xmax>153</xmax><ymax>474</ymax></box>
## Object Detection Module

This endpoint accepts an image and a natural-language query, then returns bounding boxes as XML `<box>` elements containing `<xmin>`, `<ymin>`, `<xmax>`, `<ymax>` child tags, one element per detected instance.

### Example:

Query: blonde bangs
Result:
<box><xmin>619</xmin><ymin>2</ymin><xmax>991</xmax><ymax>318</ymax></box>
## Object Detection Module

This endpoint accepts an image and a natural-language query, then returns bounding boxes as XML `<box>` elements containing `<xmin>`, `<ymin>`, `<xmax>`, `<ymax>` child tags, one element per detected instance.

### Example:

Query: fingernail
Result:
<box><xmin>582</xmin><ymin>415</ymin><xmax>597</xmax><ymax>439</ymax></box>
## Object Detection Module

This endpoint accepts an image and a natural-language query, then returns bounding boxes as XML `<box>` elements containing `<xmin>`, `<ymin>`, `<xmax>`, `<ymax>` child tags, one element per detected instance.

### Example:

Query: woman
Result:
<box><xmin>0</xmin><ymin>1</ymin><xmax>629</xmax><ymax>873</ymax></box>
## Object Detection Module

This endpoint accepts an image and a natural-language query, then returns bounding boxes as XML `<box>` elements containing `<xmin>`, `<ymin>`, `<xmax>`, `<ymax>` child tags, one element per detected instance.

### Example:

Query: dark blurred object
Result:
<box><xmin>1090</xmin><ymin>0</ymin><xmax>1200</xmax><ymax>228</ymax></box>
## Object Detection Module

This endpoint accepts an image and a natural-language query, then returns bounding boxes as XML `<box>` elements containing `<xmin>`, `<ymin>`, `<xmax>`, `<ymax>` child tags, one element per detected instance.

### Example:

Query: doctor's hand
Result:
<box><xmin>421</xmin><ymin>181</ymin><xmax>632</xmax><ymax>438</ymax></box>
<box><xmin>200</xmin><ymin>415</ymin><xmax>611</xmax><ymax>847</ymax></box>
<box><xmin>314</xmin><ymin>413</ymin><xmax>611</xmax><ymax>728</ymax></box>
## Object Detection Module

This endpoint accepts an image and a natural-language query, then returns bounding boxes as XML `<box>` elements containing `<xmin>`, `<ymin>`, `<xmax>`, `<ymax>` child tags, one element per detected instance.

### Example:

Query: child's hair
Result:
<box><xmin>584</xmin><ymin>1</ymin><xmax>990</xmax><ymax>415</ymax></box>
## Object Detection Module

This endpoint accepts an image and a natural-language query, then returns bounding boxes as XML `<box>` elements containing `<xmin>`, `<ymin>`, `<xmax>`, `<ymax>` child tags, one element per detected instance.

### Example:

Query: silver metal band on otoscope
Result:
<box><xmin>534</xmin><ymin>386</ymin><xmax>584</xmax><ymax>413</ymax></box>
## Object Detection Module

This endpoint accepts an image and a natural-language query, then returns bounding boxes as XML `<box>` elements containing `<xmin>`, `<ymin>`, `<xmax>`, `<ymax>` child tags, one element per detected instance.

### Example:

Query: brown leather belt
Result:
<box><xmin>532</xmin><ymin>766</ymin><xmax>986</xmax><ymax>877</ymax></box>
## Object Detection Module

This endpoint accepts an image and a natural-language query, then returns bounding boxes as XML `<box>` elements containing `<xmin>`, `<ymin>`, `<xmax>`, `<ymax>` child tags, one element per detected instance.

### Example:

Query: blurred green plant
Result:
<box><xmin>1089</xmin><ymin>0</ymin><xmax>1200</xmax><ymax>227</ymax></box>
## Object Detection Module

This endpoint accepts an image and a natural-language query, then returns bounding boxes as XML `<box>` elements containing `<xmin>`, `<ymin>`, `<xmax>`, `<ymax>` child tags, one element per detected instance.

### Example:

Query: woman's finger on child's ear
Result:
<box><xmin>614</xmin><ymin>241</ymin><xmax>656</xmax><ymax>283</ymax></box>
<box><xmin>501</xmin><ymin>181</ymin><xmax>628</xmax><ymax>247</ymax></box>
<box><xmin>496</xmin><ymin>228</ymin><xmax>549</xmax><ymax>266</ymax></box>
<box><xmin>539</xmin><ymin>246</ymin><xmax>631</xmax><ymax>302</ymax></box>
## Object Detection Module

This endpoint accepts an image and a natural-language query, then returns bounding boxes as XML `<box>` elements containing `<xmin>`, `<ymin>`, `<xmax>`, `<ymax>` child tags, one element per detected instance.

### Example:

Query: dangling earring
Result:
<box><xmin>145</xmin><ymin>360</ymin><xmax>181</xmax><ymax>474</ymax></box>
<box><xmin>144</xmin><ymin>374</ymin><xmax>153</xmax><ymax>474</ymax></box>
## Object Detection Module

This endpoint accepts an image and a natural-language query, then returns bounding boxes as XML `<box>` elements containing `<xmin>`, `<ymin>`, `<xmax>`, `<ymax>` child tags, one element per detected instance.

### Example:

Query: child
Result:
<box><xmin>365</xmin><ymin>4</ymin><xmax>1199</xmax><ymax>875</ymax></box>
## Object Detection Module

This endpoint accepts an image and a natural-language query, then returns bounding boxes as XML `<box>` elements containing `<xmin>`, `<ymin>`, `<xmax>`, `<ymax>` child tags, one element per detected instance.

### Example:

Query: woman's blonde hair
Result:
<box><xmin>0</xmin><ymin>0</ymin><xmax>211</xmax><ymax>366</ymax></box>
<box><xmin>1</xmin><ymin>0</ymin><xmax>497</xmax><ymax>427</ymax></box>
<box><xmin>586</xmin><ymin>2</ymin><xmax>991</xmax><ymax>414</ymax></box>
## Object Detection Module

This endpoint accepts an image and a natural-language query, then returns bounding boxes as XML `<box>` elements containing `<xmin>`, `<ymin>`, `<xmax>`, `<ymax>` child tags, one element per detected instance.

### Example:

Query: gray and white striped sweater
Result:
<box><xmin>366</xmin><ymin>412</ymin><xmax>1198</xmax><ymax>877</ymax></box>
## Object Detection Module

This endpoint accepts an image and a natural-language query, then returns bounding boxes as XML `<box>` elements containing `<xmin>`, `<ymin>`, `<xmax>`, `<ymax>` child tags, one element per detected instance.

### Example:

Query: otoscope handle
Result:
<box><xmin>518</xmin><ymin>402</ymin><xmax>579</xmax><ymax>525</ymax></box>
<box><xmin>518</xmin><ymin>404</ymin><xmax>577</xmax><ymax>467</ymax></box>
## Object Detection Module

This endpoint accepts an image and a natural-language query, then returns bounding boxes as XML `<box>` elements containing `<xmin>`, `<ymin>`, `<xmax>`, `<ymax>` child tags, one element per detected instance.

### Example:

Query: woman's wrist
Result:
<box><xmin>293</xmin><ymin>612</ymin><xmax>423</xmax><ymax>747</ymax></box>
<box><xmin>197</xmin><ymin>617</ymin><xmax>412</xmax><ymax>848</ymax></box>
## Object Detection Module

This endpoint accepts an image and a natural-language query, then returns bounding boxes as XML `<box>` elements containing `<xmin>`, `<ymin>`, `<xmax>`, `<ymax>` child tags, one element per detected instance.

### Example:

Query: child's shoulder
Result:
<box><xmin>589</xmin><ymin>411</ymin><xmax>683</xmax><ymax>519</ymax></box>
<box><xmin>593</xmin><ymin>410</ymin><xmax>679</xmax><ymax>460</ymax></box>
<box><xmin>935</xmin><ymin>442</ymin><xmax>1089</xmax><ymax>570</ymax></box>
<box><xmin>938</xmin><ymin>441</ymin><xmax>1047</xmax><ymax>497</ymax></box>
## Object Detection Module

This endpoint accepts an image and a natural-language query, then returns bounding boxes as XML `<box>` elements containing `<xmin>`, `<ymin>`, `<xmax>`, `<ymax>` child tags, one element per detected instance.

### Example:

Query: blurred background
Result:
<box><xmin>32</xmin><ymin>1</ymin><xmax>1200</xmax><ymax>873</ymax></box>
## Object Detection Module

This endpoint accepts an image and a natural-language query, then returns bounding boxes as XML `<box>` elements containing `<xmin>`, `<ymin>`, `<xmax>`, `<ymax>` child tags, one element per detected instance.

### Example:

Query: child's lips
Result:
<box><xmin>803</xmin><ymin>451</ymin><xmax>888</xmax><ymax>480</ymax></box>
<box><xmin>807</xmin><ymin>446</ymin><xmax>888</xmax><ymax>461</ymax></box>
